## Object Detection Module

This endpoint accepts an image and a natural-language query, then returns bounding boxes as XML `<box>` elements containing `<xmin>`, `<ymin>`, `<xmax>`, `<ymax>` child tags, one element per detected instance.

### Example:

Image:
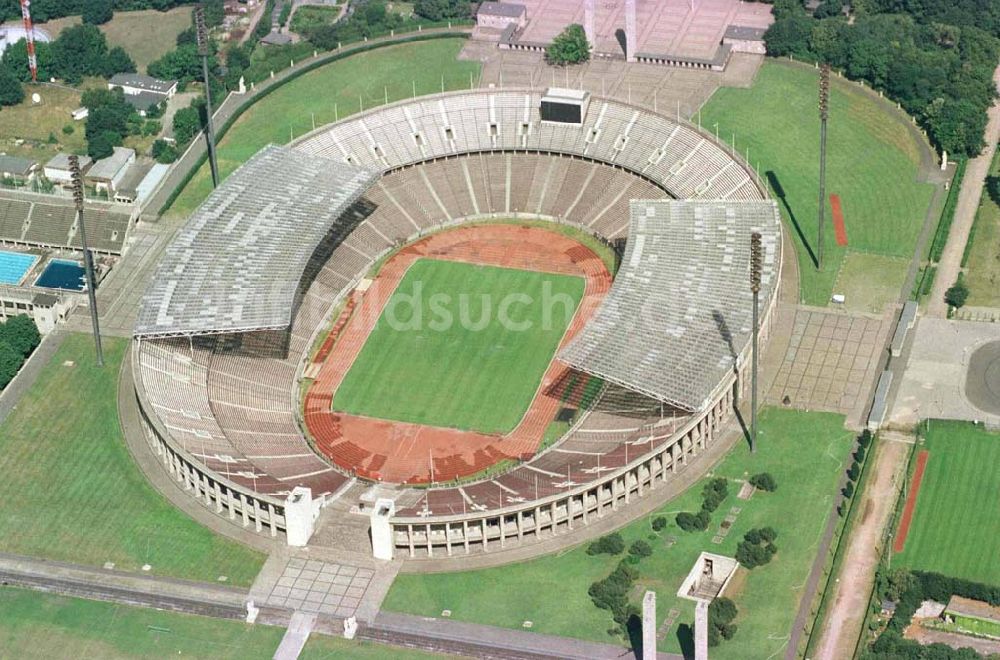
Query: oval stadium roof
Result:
<box><xmin>559</xmin><ymin>199</ymin><xmax>782</xmax><ymax>412</ymax></box>
<box><xmin>134</xmin><ymin>145</ymin><xmax>377</xmax><ymax>338</ymax></box>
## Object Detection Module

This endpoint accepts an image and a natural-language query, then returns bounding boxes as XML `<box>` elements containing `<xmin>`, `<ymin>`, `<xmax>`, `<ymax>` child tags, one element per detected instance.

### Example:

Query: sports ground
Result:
<box><xmin>893</xmin><ymin>420</ymin><xmax>1000</xmax><ymax>585</ymax></box>
<box><xmin>333</xmin><ymin>259</ymin><xmax>585</xmax><ymax>434</ymax></box>
<box><xmin>700</xmin><ymin>60</ymin><xmax>935</xmax><ymax>306</ymax></box>
<box><xmin>305</xmin><ymin>224</ymin><xmax>611</xmax><ymax>483</ymax></box>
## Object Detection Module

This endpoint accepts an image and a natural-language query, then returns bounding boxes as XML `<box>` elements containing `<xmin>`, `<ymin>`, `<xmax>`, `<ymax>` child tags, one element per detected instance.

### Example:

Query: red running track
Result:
<box><xmin>303</xmin><ymin>225</ymin><xmax>612</xmax><ymax>484</ymax></box>
<box><xmin>893</xmin><ymin>449</ymin><xmax>930</xmax><ymax>553</ymax></box>
<box><xmin>830</xmin><ymin>194</ymin><xmax>848</xmax><ymax>247</ymax></box>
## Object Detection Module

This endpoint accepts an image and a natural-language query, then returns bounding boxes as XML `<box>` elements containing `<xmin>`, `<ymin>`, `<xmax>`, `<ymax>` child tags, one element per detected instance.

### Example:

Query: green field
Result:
<box><xmin>0</xmin><ymin>334</ymin><xmax>265</xmax><ymax>585</ymax></box>
<box><xmin>39</xmin><ymin>7</ymin><xmax>193</xmax><ymax>74</ymax></box>
<box><xmin>895</xmin><ymin>420</ymin><xmax>1000</xmax><ymax>585</ymax></box>
<box><xmin>832</xmin><ymin>253</ymin><xmax>909</xmax><ymax>313</ymax></box>
<box><xmin>167</xmin><ymin>38</ymin><xmax>480</xmax><ymax>218</ymax></box>
<box><xmin>700</xmin><ymin>61</ymin><xmax>935</xmax><ymax>306</ymax></box>
<box><xmin>0</xmin><ymin>586</ymin><xmax>443</xmax><ymax>660</ymax></box>
<box><xmin>964</xmin><ymin>154</ymin><xmax>1000</xmax><ymax>307</ymax></box>
<box><xmin>384</xmin><ymin>407</ymin><xmax>854</xmax><ymax>657</ymax></box>
<box><xmin>334</xmin><ymin>258</ymin><xmax>584</xmax><ymax>433</ymax></box>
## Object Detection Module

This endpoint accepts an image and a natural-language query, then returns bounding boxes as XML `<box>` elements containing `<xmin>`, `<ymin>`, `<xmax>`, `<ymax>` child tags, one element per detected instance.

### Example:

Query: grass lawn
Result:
<box><xmin>290</xmin><ymin>5</ymin><xmax>342</xmax><ymax>33</ymax></box>
<box><xmin>333</xmin><ymin>258</ymin><xmax>584</xmax><ymax>433</ymax></box>
<box><xmin>894</xmin><ymin>420</ymin><xmax>1000</xmax><ymax>585</ymax></box>
<box><xmin>166</xmin><ymin>38</ymin><xmax>480</xmax><ymax>219</ymax></box>
<box><xmin>0</xmin><ymin>586</ymin><xmax>444</xmax><ymax>660</ymax></box>
<box><xmin>383</xmin><ymin>407</ymin><xmax>854</xmax><ymax>658</ymax></box>
<box><xmin>832</xmin><ymin>253</ymin><xmax>908</xmax><ymax>314</ymax></box>
<box><xmin>700</xmin><ymin>60</ymin><xmax>934</xmax><ymax>306</ymax></box>
<box><xmin>964</xmin><ymin>155</ymin><xmax>1000</xmax><ymax>307</ymax></box>
<box><xmin>0</xmin><ymin>82</ymin><xmax>88</xmax><ymax>162</ymax></box>
<box><xmin>36</xmin><ymin>7</ymin><xmax>193</xmax><ymax>74</ymax></box>
<box><xmin>0</xmin><ymin>333</ymin><xmax>265</xmax><ymax>585</ymax></box>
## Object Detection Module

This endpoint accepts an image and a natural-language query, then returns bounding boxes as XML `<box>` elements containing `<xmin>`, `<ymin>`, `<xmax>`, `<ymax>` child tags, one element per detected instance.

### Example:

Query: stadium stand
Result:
<box><xmin>0</xmin><ymin>190</ymin><xmax>135</xmax><ymax>255</ymax></box>
<box><xmin>133</xmin><ymin>90</ymin><xmax>779</xmax><ymax>554</ymax></box>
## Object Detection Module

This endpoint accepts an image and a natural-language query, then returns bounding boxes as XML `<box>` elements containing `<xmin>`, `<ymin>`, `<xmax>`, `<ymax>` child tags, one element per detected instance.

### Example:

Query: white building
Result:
<box><xmin>108</xmin><ymin>73</ymin><xmax>178</xmax><ymax>99</ymax></box>
<box><xmin>86</xmin><ymin>147</ymin><xmax>135</xmax><ymax>195</ymax></box>
<box><xmin>44</xmin><ymin>153</ymin><xmax>93</xmax><ymax>185</ymax></box>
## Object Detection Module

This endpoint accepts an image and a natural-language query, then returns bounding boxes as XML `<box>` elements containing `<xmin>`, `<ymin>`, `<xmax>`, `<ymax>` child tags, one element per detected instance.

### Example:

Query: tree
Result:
<box><xmin>628</xmin><ymin>540</ymin><xmax>653</xmax><ymax>558</ymax></box>
<box><xmin>148</xmin><ymin>44</ymin><xmax>206</xmax><ymax>82</ymax></box>
<box><xmin>87</xmin><ymin>131</ymin><xmax>114</xmax><ymax>159</ymax></box>
<box><xmin>749</xmin><ymin>472</ymin><xmax>778</xmax><ymax>492</ymax></box>
<box><xmin>587</xmin><ymin>532</ymin><xmax>626</xmax><ymax>555</ymax></box>
<box><xmin>172</xmin><ymin>104</ymin><xmax>202</xmax><ymax>147</ymax></box>
<box><xmin>676</xmin><ymin>510</ymin><xmax>711</xmax><ymax>532</ymax></box>
<box><xmin>764</xmin><ymin>15</ymin><xmax>814</xmax><ymax>57</ymax></box>
<box><xmin>545</xmin><ymin>24</ymin><xmax>590</xmax><ymax>66</ymax></box>
<box><xmin>0</xmin><ymin>341</ymin><xmax>21</xmax><ymax>389</ymax></box>
<box><xmin>0</xmin><ymin>315</ymin><xmax>39</xmax><ymax>359</ymax></box>
<box><xmin>104</xmin><ymin>46</ymin><xmax>137</xmax><ymax>77</ymax></box>
<box><xmin>945</xmin><ymin>277</ymin><xmax>969</xmax><ymax>308</ymax></box>
<box><xmin>152</xmin><ymin>139</ymin><xmax>179</xmax><ymax>164</ymax></box>
<box><xmin>707</xmin><ymin>597</ymin><xmax>738</xmax><ymax>646</ymax></box>
<box><xmin>82</xmin><ymin>0</ymin><xmax>114</xmax><ymax>25</ymax></box>
<box><xmin>414</xmin><ymin>0</ymin><xmax>470</xmax><ymax>21</ymax></box>
<box><xmin>651</xmin><ymin>516</ymin><xmax>667</xmax><ymax>531</ymax></box>
<box><xmin>0</xmin><ymin>67</ymin><xmax>24</xmax><ymax>106</ymax></box>
<box><xmin>50</xmin><ymin>24</ymin><xmax>111</xmax><ymax>84</ymax></box>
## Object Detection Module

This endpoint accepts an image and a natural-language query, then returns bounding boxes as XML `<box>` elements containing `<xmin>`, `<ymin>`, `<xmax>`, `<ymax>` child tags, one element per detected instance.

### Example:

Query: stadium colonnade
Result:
<box><xmin>129</xmin><ymin>88</ymin><xmax>783</xmax><ymax>560</ymax></box>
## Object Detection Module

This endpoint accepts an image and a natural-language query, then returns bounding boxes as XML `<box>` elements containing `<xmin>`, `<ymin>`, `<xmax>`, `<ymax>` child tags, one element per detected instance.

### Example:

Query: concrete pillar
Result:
<box><xmin>214</xmin><ymin>482</ymin><xmax>224</xmax><ymax>513</ymax></box>
<box><xmin>240</xmin><ymin>493</ymin><xmax>250</xmax><ymax>528</ymax></box>
<box><xmin>253</xmin><ymin>498</ymin><xmax>263</xmax><ymax>533</ymax></box>
<box><xmin>287</xmin><ymin>487</ymin><xmax>318</xmax><ymax>547</ymax></box>
<box><xmin>625</xmin><ymin>0</ymin><xmax>637</xmax><ymax>62</ymax></box>
<box><xmin>584</xmin><ymin>0</ymin><xmax>595</xmax><ymax>49</ymax></box>
<box><xmin>268</xmin><ymin>503</ymin><xmax>277</xmax><ymax>538</ymax></box>
<box><xmin>551</xmin><ymin>501</ymin><xmax>558</xmax><ymax>535</ymax></box>
<box><xmin>425</xmin><ymin>523</ymin><xmax>433</xmax><ymax>557</ymax></box>
<box><xmin>642</xmin><ymin>591</ymin><xmax>656</xmax><ymax>660</ymax></box>
<box><xmin>482</xmin><ymin>518</ymin><xmax>489</xmax><ymax>551</ymax></box>
<box><xmin>463</xmin><ymin>520</ymin><xmax>470</xmax><ymax>554</ymax></box>
<box><xmin>695</xmin><ymin>600</ymin><xmax>709</xmax><ymax>660</ymax></box>
<box><xmin>408</xmin><ymin>524</ymin><xmax>415</xmax><ymax>558</ymax></box>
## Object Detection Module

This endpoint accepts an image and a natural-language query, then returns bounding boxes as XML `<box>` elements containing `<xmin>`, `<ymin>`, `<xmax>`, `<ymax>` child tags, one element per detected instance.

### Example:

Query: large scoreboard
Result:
<box><xmin>540</xmin><ymin>88</ymin><xmax>591</xmax><ymax>125</ymax></box>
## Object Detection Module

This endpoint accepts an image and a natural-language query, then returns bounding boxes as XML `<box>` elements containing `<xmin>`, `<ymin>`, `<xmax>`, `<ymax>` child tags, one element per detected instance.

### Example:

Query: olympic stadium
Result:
<box><xmin>130</xmin><ymin>87</ymin><xmax>782</xmax><ymax>560</ymax></box>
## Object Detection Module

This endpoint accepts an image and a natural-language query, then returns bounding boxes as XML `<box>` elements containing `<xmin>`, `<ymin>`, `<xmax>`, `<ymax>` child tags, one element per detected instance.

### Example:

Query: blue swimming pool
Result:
<box><xmin>0</xmin><ymin>250</ymin><xmax>38</xmax><ymax>285</ymax></box>
<box><xmin>34</xmin><ymin>259</ymin><xmax>86</xmax><ymax>291</ymax></box>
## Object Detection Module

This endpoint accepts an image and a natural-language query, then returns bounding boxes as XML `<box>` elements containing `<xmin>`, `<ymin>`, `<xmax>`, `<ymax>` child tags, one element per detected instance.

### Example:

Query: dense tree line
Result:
<box><xmin>412</xmin><ymin>0</ymin><xmax>470</xmax><ymax>22</ymax></box>
<box><xmin>764</xmin><ymin>0</ymin><xmax>1000</xmax><ymax>157</ymax></box>
<box><xmin>0</xmin><ymin>316</ymin><xmax>41</xmax><ymax>391</ymax></box>
<box><xmin>864</xmin><ymin>568</ymin><xmax>1000</xmax><ymax>659</ymax></box>
<box><xmin>1</xmin><ymin>24</ymin><xmax>135</xmax><ymax>84</ymax></box>
<box><xmin>0</xmin><ymin>0</ymin><xmax>220</xmax><ymax>24</ymax></box>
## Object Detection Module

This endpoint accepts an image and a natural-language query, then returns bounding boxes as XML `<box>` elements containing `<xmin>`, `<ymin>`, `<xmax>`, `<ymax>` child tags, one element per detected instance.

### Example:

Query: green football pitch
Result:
<box><xmin>895</xmin><ymin>420</ymin><xmax>1000</xmax><ymax>585</ymax></box>
<box><xmin>332</xmin><ymin>258</ymin><xmax>584</xmax><ymax>434</ymax></box>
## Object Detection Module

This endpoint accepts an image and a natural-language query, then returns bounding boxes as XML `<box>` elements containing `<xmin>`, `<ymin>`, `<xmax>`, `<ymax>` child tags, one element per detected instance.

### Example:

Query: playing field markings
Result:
<box><xmin>893</xmin><ymin>449</ymin><xmax>929</xmax><ymax>553</ymax></box>
<box><xmin>830</xmin><ymin>194</ymin><xmax>848</xmax><ymax>247</ymax></box>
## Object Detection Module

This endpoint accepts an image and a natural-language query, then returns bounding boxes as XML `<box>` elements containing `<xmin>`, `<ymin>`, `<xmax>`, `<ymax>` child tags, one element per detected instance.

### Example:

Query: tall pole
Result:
<box><xmin>69</xmin><ymin>155</ymin><xmax>104</xmax><ymax>367</ymax></box>
<box><xmin>196</xmin><ymin>5</ymin><xmax>220</xmax><ymax>189</ymax></box>
<box><xmin>818</xmin><ymin>64</ymin><xmax>830</xmax><ymax>271</ymax></box>
<box><xmin>749</xmin><ymin>232</ymin><xmax>762</xmax><ymax>453</ymax></box>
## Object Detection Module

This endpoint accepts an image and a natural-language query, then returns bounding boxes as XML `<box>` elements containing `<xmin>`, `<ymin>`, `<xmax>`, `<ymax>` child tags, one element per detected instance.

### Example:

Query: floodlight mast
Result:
<box><xmin>196</xmin><ymin>5</ymin><xmax>220</xmax><ymax>189</ymax></box>
<box><xmin>749</xmin><ymin>232</ymin><xmax>762</xmax><ymax>453</ymax></box>
<box><xmin>818</xmin><ymin>64</ymin><xmax>831</xmax><ymax>271</ymax></box>
<box><xmin>69</xmin><ymin>155</ymin><xmax>104</xmax><ymax>367</ymax></box>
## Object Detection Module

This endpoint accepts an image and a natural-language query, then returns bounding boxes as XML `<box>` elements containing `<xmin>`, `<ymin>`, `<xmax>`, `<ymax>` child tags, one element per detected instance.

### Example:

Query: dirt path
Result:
<box><xmin>927</xmin><ymin>63</ymin><xmax>1000</xmax><ymax>317</ymax></box>
<box><xmin>811</xmin><ymin>434</ymin><xmax>911</xmax><ymax>660</ymax></box>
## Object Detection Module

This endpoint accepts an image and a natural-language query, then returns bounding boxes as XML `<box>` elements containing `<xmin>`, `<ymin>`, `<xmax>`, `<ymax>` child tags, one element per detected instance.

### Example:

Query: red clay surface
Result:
<box><xmin>303</xmin><ymin>225</ymin><xmax>612</xmax><ymax>484</ymax></box>
<box><xmin>830</xmin><ymin>194</ymin><xmax>848</xmax><ymax>247</ymax></box>
<box><xmin>894</xmin><ymin>449</ymin><xmax>930</xmax><ymax>553</ymax></box>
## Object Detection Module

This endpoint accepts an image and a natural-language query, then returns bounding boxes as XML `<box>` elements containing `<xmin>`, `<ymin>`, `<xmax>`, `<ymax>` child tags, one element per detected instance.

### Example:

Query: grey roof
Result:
<box><xmin>134</xmin><ymin>145</ymin><xmax>377</xmax><ymax>338</ymax></box>
<box><xmin>479</xmin><ymin>2</ymin><xmax>526</xmax><ymax>18</ymax></box>
<box><xmin>725</xmin><ymin>25</ymin><xmax>768</xmax><ymax>41</ymax></box>
<box><xmin>124</xmin><ymin>91</ymin><xmax>164</xmax><ymax>112</ymax></box>
<box><xmin>87</xmin><ymin>147</ymin><xmax>134</xmax><ymax>180</ymax></box>
<box><xmin>560</xmin><ymin>200</ymin><xmax>781</xmax><ymax>412</ymax></box>
<box><xmin>109</xmin><ymin>73</ymin><xmax>176</xmax><ymax>95</ymax></box>
<box><xmin>45</xmin><ymin>153</ymin><xmax>92</xmax><ymax>171</ymax></box>
<box><xmin>0</xmin><ymin>155</ymin><xmax>37</xmax><ymax>176</ymax></box>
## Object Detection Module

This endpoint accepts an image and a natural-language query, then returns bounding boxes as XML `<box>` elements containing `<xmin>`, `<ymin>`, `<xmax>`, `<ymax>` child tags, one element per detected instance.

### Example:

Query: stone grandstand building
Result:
<box><xmin>481</xmin><ymin>0</ymin><xmax>772</xmax><ymax>71</ymax></box>
<box><xmin>129</xmin><ymin>88</ymin><xmax>782</xmax><ymax>559</ymax></box>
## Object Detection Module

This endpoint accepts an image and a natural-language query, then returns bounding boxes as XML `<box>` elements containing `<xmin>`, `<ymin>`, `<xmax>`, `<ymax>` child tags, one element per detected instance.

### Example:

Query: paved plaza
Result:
<box><xmin>768</xmin><ymin>306</ymin><xmax>893</xmax><ymax>426</ymax></box>
<box><xmin>889</xmin><ymin>317</ymin><xmax>1000</xmax><ymax>429</ymax></box>
<box><xmin>258</xmin><ymin>556</ymin><xmax>376</xmax><ymax>618</ymax></box>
